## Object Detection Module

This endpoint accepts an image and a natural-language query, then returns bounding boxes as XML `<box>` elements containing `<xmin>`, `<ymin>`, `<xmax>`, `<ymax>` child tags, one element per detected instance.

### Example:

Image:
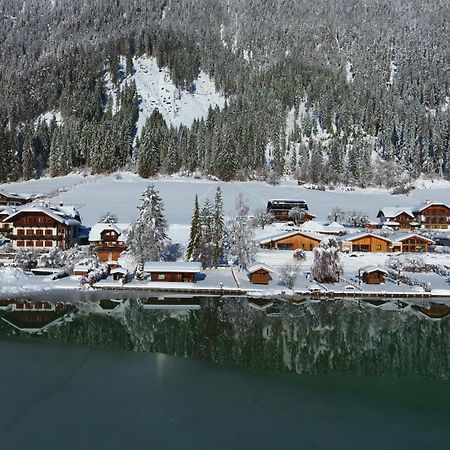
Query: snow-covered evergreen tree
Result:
<box><xmin>225</xmin><ymin>194</ymin><xmax>257</xmax><ymax>269</ymax></box>
<box><xmin>213</xmin><ymin>186</ymin><xmax>224</xmax><ymax>266</ymax></box>
<box><xmin>98</xmin><ymin>211</ymin><xmax>118</xmax><ymax>223</ymax></box>
<box><xmin>186</xmin><ymin>195</ymin><xmax>202</xmax><ymax>261</ymax></box>
<box><xmin>127</xmin><ymin>185</ymin><xmax>168</xmax><ymax>265</ymax></box>
<box><xmin>311</xmin><ymin>239</ymin><xmax>343</xmax><ymax>283</ymax></box>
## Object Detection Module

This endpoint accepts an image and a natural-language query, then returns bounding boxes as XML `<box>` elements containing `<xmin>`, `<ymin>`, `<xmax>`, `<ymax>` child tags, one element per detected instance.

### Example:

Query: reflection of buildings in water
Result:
<box><xmin>411</xmin><ymin>303</ymin><xmax>450</xmax><ymax>319</ymax></box>
<box><xmin>0</xmin><ymin>300</ymin><xmax>77</xmax><ymax>334</ymax></box>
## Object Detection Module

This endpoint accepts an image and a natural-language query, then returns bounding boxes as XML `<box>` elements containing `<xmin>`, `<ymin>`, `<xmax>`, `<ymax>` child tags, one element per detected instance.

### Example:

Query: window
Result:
<box><xmin>45</xmin><ymin>229</ymin><xmax>53</xmax><ymax>235</ymax></box>
<box><xmin>26</xmin><ymin>240</ymin><xmax>34</xmax><ymax>247</ymax></box>
<box><xmin>17</xmin><ymin>240</ymin><xmax>24</xmax><ymax>247</ymax></box>
<box><xmin>375</xmin><ymin>245</ymin><xmax>382</xmax><ymax>250</ymax></box>
<box><xmin>36</xmin><ymin>229</ymin><xmax>43</xmax><ymax>236</ymax></box>
<box><xmin>157</xmin><ymin>274</ymin><xmax>165</xmax><ymax>280</ymax></box>
<box><xmin>17</xmin><ymin>229</ymin><xmax>24</xmax><ymax>236</ymax></box>
<box><xmin>35</xmin><ymin>241</ymin><xmax>43</xmax><ymax>247</ymax></box>
<box><xmin>26</xmin><ymin>229</ymin><xmax>34</xmax><ymax>235</ymax></box>
<box><xmin>278</xmin><ymin>243</ymin><xmax>293</xmax><ymax>250</ymax></box>
<box><xmin>45</xmin><ymin>241</ymin><xmax>52</xmax><ymax>247</ymax></box>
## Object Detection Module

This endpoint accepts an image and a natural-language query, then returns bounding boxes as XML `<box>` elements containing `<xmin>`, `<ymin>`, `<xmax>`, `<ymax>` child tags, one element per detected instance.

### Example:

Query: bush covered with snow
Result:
<box><xmin>311</xmin><ymin>239</ymin><xmax>343</xmax><ymax>283</ymax></box>
<box><xmin>293</xmin><ymin>249</ymin><xmax>306</xmax><ymax>261</ymax></box>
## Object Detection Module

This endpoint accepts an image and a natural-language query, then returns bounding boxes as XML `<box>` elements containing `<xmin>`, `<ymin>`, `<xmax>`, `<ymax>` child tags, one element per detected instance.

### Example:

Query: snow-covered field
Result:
<box><xmin>3</xmin><ymin>171</ymin><xmax>450</xmax><ymax>241</ymax></box>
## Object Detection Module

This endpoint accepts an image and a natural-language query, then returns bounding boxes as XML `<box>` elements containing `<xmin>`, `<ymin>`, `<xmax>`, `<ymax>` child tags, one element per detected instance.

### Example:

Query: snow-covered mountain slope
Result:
<box><xmin>111</xmin><ymin>56</ymin><xmax>226</xmax><ymax>135</ymax></box>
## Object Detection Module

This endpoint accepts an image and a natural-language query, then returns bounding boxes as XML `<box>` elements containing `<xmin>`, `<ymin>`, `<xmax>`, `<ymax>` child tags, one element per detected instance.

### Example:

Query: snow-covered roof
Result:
<box><xmin>339</xmin><ymin>232</ymin><xmax>394</xmax><ymax>243</ymax></box>
<box><xmin>3</xmin><ymin>205</ymin><xmax>81</xmax><ymax>226</ymax></box>
<box><xmin>414</xmin><ymin>201</ymin><xmax>450</xmax><ymax>213</ymax></box>
<box><xmin>73</xmin><ymin>263</ymin><xmax>91</xmax><ymax>272</ymax></box>
<box><xmin>390</xmin><ymin>233</ymin><xmax>434</xmax><ymax>243</ymax></box>
<box><xmin>0</xmin><ymin>189</ymin><xmax>28</xmax><ymax>200</ymax></box>
<box><xmin>259</xmin><ymin>230</ymin><xmax>322</xmax><ymax>245</ymax></box>
<box><xmin>377</xmin><ymin>207</ymin><xmax>414</xmax><ymax>219</ymax></box>
<box><xmin>111</xmin><ymin>267</ymin><xmax>128</xmax><ymax>274</ymax></box>
<box><xmin>0</xmin><ymin>206</ymin><xmax>16</xmax><ymax>217</ymax></box>
<box><xmin>268</xmin><ymin>199</ymin><xmax>307</xmax><ymax>205</ymax></box>
<box><xmin>325</xmin><ymin>221</ymin><xmax>346</xmax><ymax>230</ymax></box>
<box><xmin>247</xmin><ymin>262</ymin><xmax>274</xmax><ymax>274</ymax></box>
<box><xmin>299</xmin><ymin>220</ymin><xmax>323</xmax><ymax>232</ymax></box>
<box><xmin>143</xmin><ymin>261</ymin><xmax>203</xmax><ymax>273</ymax></box>
<box><xmin>382</xmin><ymin>221</ymin><xmax>400</xmax><ymax>226</ymax></box>
<box><xmin>88</xmin><ymin>223</ymin><xmax>130</xmax><ymax>242</ymax></box>
<box><xmin>360</xmin><ymin>265</ymin><xmax>388</xmax><ymax>275</ymax></box>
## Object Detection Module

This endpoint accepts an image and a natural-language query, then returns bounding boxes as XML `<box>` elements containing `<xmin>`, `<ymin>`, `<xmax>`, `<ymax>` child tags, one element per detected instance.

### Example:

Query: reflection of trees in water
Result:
<box><xmin>1</xmin><ymin>298</ymin><xmax>449</xmax><ymax>379</ymax></box>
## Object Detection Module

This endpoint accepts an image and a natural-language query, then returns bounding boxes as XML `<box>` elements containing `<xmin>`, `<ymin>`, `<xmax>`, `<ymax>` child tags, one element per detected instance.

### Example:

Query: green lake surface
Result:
<box><xmin>0</xmin><ymin>296</ymin><xmax>449</xmax><ymax>449</ymax></box>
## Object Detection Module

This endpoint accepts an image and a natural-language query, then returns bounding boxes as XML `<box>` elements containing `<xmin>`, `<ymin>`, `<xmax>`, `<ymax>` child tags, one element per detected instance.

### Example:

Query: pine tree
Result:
<box><xmin>127</xmin><ymin>185</ymin><xmax>168</xmax><ymax>265</ymax></box>
<box><xmin>99</xmin><ymin>212</ymin><xmax>118</xmax><ymax>223</ymax></box>
<box><xmin>199</xmin><ymin>199</ymin><xmax>215</xmax><ymax>267</ymax></box>
<box><xmin>22</xmin><ymin>128</ymin><xmax>35</xmax><ymax>180</ymax></box>
<box><xmin>186</xmin><ymin>195</ymin><xmax>202</xmax><ymax>261</ymax></box>
<box><xmin>213</xmin><ymin>186</ymin><xmax>224</xmax><ymax>266</ymax></box>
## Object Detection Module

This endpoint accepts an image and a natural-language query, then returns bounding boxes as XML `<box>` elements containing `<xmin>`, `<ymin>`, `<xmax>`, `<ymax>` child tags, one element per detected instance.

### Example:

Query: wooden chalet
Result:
<box><xmin>247</xmin><ymin>263</ymin><xmax>274</xmax><ymax>285</ymax></box>
<box><xmin>259</xmin><ymin>230</ymin><xmax>321</xmax><ymax>251</ymax></box>
<box><xmin>143</xmin><ymin>261</ymin><xmax>202</xmax><ymax>282</ymax></box>
<box><xmin>0</xmin><ymin>189</ymin><xmax>30</xmax><ymax>206</ymax></box>
<box><xmin>391</xmin><ymin>233</ymin><xmax>434</xmax><ymax>252</ymax></box>
<box><xmin>360</xmin><ymin>266</ymin><xmax>388</xmax><ymax>284</ymax></box>
<box><xmin>339</xmin><ymin>232</ymin><xmax>400</xmax><ymax>253</ymax></box>
<box><xmin>3</xmin><ymin>204</ymin><xmax>81</xmax><ymax>250</ymax></box>
<box><xmin>376</xmin><ymin>207</ymin><xmax>419</xmax><ymax>230</ymax></box>
<box><xmin>89</xmin><ymin>223</ymin><xmax>129</xmax><ymax>262</ymax></box>
<box><xmin>413</xmin><ymin>202</ymin><xmax>450</xmax><ymax>230</ymax></box>
<box><xmin>266</xmin><ymin>199</ymin><xmax>314</xmax><ymax>222</ymax></box>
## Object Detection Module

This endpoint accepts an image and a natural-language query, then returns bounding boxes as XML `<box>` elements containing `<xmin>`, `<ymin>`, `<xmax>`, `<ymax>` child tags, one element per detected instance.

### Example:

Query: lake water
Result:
<box><xmin>0</xmin><ymin>296</ymin><xmax>449</xmax><ymax>449</ymax></box>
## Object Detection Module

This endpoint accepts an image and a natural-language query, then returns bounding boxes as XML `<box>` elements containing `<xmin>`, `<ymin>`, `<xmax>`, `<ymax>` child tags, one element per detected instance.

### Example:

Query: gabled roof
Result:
<box><xmin>377</xmin><ymin>207</ymin><xmax>414</xmax><ymax>219</ymax></box>
<box><xmin>143</xmin><ymin>261</ymin><xmax>203</xmax><ymax>273</ymax></box>
<box><xmin>360</xmin><ymin>265</ymin><xmax>388</xmax><ymax>275</ymax></box>
<box><xmin>340</xmin><ymin>232</ymin><xmax>394</xmax><ymax>243</ymax></box>
<box><xmin>414</xmin><ymin>202</ymin><xmax>450</xmax><ymax>213</ymax></box>
<box><xmin>259</xmin><ymin>230</ymin><xmax>322</xmax><ymax>245</ymax></box>
<box><xmin>88</xmin><ymin>223</ymin><xmax>130</xmax><ymax>242</ymax></box>
<box><xmin>3</xmin><ymin>205</ymin><xmax>80</xmax><ymax>226</ymax></box>
<box><xmin>247</xmin><ymin>262</ymin><xmax>274</xmax><ymax>274</ymax></box>
<box><xmin>111</xmin><ymin>267</ymin><xmax>128</xmax><ymax>275</ymax></box>
<box><xmin>0</xmin><ymin>189</ymin><xmax>29</xmax><ymax>201</ymax></box>
<box><xmin>390</xmin><ymin>233</ymin><xmax>434</xmax><ymax>243</ymax></box>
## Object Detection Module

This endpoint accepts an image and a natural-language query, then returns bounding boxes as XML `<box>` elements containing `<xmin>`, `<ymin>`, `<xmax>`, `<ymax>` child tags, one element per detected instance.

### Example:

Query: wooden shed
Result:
<box><xmin>360</xmin><ymin>266</ymin><xmax>388</xmax><ymax>284</ymax></box>
<box><xmin>143</xmin><ymin>261</ymin><xmax>202</xmax><ymax>283</ymax></box>
<box><xmin>247</xmin><ymin>263</ymin><xmax>274</xmax><ymax>285</ymax></box>
<box><xmin>111</xmin><ymin>267</ymin><xmax>127</xmax><ymax>281</ymax></box>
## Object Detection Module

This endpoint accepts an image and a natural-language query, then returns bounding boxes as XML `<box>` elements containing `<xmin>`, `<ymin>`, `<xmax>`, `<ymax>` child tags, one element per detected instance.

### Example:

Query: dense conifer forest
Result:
<box><xmin>0</xmin><ymin>0</ymin><xmax>449</xmax><ymax>187</ymax></box>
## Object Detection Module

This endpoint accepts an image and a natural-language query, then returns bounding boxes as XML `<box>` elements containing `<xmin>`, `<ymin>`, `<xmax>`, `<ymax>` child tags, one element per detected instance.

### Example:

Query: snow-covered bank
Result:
<box><xmin>0</xmin><ymin>267</ymin><xmax>82</xmax><ymax>298</ymax></box>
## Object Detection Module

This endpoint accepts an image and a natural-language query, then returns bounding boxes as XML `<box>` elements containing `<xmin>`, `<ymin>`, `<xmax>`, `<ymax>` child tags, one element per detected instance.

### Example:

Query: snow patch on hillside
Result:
<box><xmin>35</xmin><ymin>110</ymin><xmax>63</xmax><ymax>127</ymax></box>
<box><xmin>346</xmin><ymin>61</ymin><xmax>354</xmax><ymax>83</ymax></box>
<box><xmin>110</xmin><ymin>56</ymin><xmax>225</xmax><ymax>136</ymax></box>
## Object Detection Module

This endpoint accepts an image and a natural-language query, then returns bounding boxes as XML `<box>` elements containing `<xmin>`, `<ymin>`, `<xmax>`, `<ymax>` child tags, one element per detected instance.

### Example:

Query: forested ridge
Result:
<box><xmin>0</xmin><ymin>0</ymin><xmax>449</xmax><ymax>187</ymax></box>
